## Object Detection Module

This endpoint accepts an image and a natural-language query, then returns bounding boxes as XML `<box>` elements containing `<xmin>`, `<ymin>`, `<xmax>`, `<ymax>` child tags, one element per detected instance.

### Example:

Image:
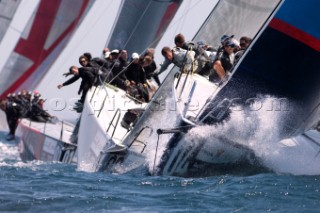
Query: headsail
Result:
<box><xmin>0</xmin><ymin>0</ymin><xmax>95</xmax><ymax>98</ymax></box>
<box><xmin>193</xmin><ymin>0</ymin><xmax>281</xmax><ymax>47</ymax></box>
<box><xmin>105</xmin><ymin>0</ymin><xmax>183</xmax><ymax>54</ymax></box>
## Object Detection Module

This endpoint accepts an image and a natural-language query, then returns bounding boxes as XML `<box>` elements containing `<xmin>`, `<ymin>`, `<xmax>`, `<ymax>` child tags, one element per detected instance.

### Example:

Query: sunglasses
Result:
<box><xmin>80</xmin><ymin>60</ymin><xmax>87</xmax><ymax>63</ymax></box>
<box><xmin>226</xmin><ymin>44</ymin><xmax>236</xmax><ymax>48</ymax></box>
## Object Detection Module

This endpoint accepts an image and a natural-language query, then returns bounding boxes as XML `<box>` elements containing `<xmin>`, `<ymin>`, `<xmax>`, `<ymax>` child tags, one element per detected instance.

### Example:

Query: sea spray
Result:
<box><xmin>151</xmin><ymin>96</ymin><xmax>292</xmax><ymax>175</ymax></box>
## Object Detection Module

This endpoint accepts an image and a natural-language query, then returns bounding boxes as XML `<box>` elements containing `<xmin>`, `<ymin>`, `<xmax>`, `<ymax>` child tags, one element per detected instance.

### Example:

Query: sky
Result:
<box><xmin>0</xmin><ymin>0</ymin><xmax>218</xmax><ymax>123</ymax></box>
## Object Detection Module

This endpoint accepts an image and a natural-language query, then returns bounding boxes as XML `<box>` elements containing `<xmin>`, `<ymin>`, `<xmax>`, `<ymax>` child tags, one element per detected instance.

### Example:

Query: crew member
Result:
<box><xmin>0</xmin><ymin>98</ymin><xmax>23</xmax><ymax>140</ymax></box>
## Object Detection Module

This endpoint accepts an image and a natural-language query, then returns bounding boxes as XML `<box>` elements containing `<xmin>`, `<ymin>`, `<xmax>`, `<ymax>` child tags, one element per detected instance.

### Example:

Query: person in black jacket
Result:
<box><xmin>109</xmin><ymin>49</ymin><xmax>128</xmax><ymax>90</ymax></box>
<box><xmin>83</xmin><ymin>52</ymin><xmax>113</xmax><ymax>84</ymax></box>
<box><xmin>125</xmin><ymin>53</ymin><xmax>147</xmax><ymax>85</ymax></box>
<box><xmin>29</xmin><ymin>93</ymin><xmax>53</xmax><ymax>122</ymax></box>
<box><xmin>142</xmin><ymin>49</ymin><xmax>161</xmax><ymax>86</ymax></box>
<box><xmin>0</xmin><ymin>98</ymin><xmax>23</xmax><ymax>140</ymax></box>
<box><xmin>57</xmin><ymin>66</ymin><xmax>95</xmax><ymax>105</ymax></box>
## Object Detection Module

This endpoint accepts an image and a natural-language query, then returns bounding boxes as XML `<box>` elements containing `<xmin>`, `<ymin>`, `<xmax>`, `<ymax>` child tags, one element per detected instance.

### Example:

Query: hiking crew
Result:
<box><xmin>57</xmin><ymin>66</ymin><xmax>96</xmax><ymax>105</ymax></box>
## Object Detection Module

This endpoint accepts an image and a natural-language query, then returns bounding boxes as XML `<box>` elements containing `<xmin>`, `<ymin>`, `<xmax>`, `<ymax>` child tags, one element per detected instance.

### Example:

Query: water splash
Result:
<box><xmin>0</xmin><ymin>132</ymin><xmax>19</xmax><ymax>162</ymax></box>
<box><xmin>151</xmin><ymin>95</ymin><xmax>319</xmax><ymax>175</ymax></box>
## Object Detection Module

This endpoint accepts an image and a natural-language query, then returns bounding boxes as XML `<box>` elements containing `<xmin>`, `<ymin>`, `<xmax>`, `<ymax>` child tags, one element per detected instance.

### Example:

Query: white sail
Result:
<box><xmin>193</xmin><ymin>0</ymin><xmax>281</xmax><ymax>45</ymax></box>
<box><xmin>0</xmin><ymin>1</ymin><xmax>39</xmax><ymax>75</ymax></box>
<box><xmin>0</xmin><ymin>0</ymin><xmax>21</xmax><ymax>43</ymax></box>
<box><xmin>36</xmin><ymin>0</ymin><xmax>122</xmax><ymax>122</ymax></box>
<box><xmin>0</xmin><ymin>0</ymin><xmax>95</xmax><ymax>99</ymax></box>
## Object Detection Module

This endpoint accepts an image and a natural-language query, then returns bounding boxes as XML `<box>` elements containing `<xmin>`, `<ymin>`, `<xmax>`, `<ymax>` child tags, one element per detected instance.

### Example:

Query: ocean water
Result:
<box><xmin>0</xmin><ymin>137</ymin><xmax>319</xmax><ymax>213</ymax></box>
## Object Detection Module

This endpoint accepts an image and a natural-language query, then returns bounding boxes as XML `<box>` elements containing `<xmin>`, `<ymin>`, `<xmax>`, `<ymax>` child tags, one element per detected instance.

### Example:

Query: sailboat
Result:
<box><xmin>88</xmin><ymin>0</ymin><xmax>320</xmax><ymax>177</ymax></box>
<box><xmin>12</xmin><ymin>0</ymin><xmax>185</xmax><ymax>163</ymax></box>
<box><xmin>4</xmin><ymin>0</ymin><xmax>95</xmax><ymax>162</ymax></box>
<box><xmin>0</xmin><ymin>0</ymin><xmax>95</xmax><ymax>99</ymax></box>
<box><xmin>154</xmin><ymin>0</ymin><xmax>320</xmax><ymax>176</ymax></box>
<box><xmin>76</xmin><ymin>0</ymin><xmax>189</xmax><ymax>172</ymax></box>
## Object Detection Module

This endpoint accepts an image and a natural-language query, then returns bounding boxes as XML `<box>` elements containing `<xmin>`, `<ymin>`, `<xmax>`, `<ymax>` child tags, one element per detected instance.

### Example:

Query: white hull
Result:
<box><xmin>16</xmin><ymin>118</ymin><xmax>77</xmax><ymax>163</ymax></box>
<box><xmin>80</xmin><ymin>71</ymin><xmax>320</xmax><ymax>177</ymax></box>
<box><xmin>77</xmin><ymin>84</ymin><xmax>148</xmax><ymax>172</ymax></box>
<box><xmin>76</xmin><ymin>0</ymin><xmax>320</xmax><ymax>177</ymax></box>
<box><xmin>262</xmin><ymin>130</ymin><xmax>320</xmax><ymax>175</ymax></box>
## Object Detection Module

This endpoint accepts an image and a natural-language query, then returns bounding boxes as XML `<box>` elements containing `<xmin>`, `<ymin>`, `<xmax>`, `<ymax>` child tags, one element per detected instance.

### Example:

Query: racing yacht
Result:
<box><xmin>90</xmin><ymin>0</ymin><xmax>320</xmax><ymax>177</ymax></box>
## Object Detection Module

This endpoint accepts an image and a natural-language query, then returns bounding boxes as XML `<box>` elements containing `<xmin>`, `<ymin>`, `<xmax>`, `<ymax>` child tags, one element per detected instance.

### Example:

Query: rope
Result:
<box><xmin>121</xmin><ymin>1</ymin><xmax>152</xmax><ymax>50</ymax></box>
<box><xmin>40</xmin><ymin>1</ymin><xmax>114</xmax><ymax>94</ymax></box>
<box><xmin>152</xmin><ymin>133</ymin><xmax>161</xmax><ymax>175</ymax></box>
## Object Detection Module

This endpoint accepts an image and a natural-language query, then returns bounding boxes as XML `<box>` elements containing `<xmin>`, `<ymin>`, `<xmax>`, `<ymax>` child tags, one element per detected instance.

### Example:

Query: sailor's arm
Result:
<box><xmin>157</xmin><ymin>59</ymin><xmax>171</xmax><ymax>76</ymax></box>
<box><xmin>57</xmin><ymin>75</ymin><xmax>80</xmax><ymax>89</ymax></box>
<box><xmin>213</xmin><ymin>60</ymin><xmax>226</xmax><ymax>80</ymax></box>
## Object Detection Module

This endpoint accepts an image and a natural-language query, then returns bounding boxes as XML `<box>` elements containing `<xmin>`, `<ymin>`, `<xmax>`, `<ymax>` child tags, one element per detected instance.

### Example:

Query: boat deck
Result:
<box><xmin>19</xmin><ymin>118</ymin><xmax>77</xmax><ymax>144</ymax></box>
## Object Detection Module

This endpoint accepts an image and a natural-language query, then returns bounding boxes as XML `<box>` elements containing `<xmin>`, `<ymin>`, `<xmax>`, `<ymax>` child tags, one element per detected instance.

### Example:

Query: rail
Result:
<box><xmin>128</xmin><ymin>126</ymin><xmax>153</xmax><ymax>153</ymax></box>
<box><xmin>90</xmin><ymin>75</ymin><xmax>110</xmax><ymax>118</ymax></box>
<box><xmin>106</xmin><ymin>108</ymin><xmax>121</xmax><ymax>139</ymax></box>
<box><xmin>25</xmin><ymin>118</ymin><xmax>70</xmax><ymax>143</ymax></box>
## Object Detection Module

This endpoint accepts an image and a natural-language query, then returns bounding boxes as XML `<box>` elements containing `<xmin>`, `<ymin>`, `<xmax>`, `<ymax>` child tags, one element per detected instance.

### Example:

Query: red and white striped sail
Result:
<box><xmin>0</xmin><ymin>0</ymin><xmax>94</xmax><ymax>98</ymax></box>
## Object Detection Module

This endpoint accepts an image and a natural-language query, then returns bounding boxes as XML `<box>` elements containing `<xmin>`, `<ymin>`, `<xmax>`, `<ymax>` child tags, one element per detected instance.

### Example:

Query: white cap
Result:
<box><xmin>231</xmin><ymin>38</ymin><xmax>240</xmax><ymax>47</ymax></box>
<box><xmin>104</xmin><ymin>51</ymin><xmax>111</xmax><ymax>58</ymax></box>
<box><xmin>111</xmin><ymin>49</ymin><xmax>119</xmax><ymax>54</ymax></box>
<box><xmin>131</xmin><ymin>52</ymin><xmax>139</xmax><ymax>59</ymax></box>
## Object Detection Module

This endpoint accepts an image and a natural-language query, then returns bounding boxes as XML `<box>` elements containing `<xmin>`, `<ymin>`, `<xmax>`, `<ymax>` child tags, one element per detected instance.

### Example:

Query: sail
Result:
<box><xmin>0</xmin><ymin>0</ymin><xmax>95</xmax><ymax>98</ymax></box>
<box><xmin>0</xmin><ymin>0</ymin><xmax>21</xmax><ymax>44</ymax></box>
<box><xmin>193</xmin><ymin>0</ymin><xmax>281</xmax><ymax>47</ymax></box>
<box><xmin>199</xmin><ymin>0</ymin><xmax>320</xmax><ymax>137</ymax></box>
<box><xmin>105</xmin><ymin>0</ymin><xmax>183</xmax><ymax>55</ymax></box>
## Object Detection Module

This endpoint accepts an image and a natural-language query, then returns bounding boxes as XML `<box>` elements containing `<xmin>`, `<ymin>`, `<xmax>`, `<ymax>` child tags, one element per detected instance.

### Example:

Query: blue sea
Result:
<box><xmin>0</xmin><ymin>138</ymin><xmax>319</xmax><ymax>213</ymax></box>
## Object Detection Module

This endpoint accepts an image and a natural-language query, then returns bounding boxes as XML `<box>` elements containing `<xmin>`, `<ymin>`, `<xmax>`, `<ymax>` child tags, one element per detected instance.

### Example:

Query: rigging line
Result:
<box><xmin>125</xmin><ymin>0</ymin><xmax>204</xmax><ymax>59</ymax></box>
<box><xmin>46</xmin><ymin>0</ymin><xmax>201</xmax><ymax>94</ymax></box>
<box><xmin>177</xmin><ymin>0</ymin><xmax>192</xmax><ymax>35</ymax></box>
<box><xmin>103</xmin><ymin>2</ymin><xmax>153</xmax><ymax>84</ymax></box>
<box><xmin>106</xmin><ymin>54</ymin><xmax>136</xmax><ymax>85</ymax></box>
<box><xmin>0</xmin><ymin>15</ymin><xmax>11</xmax><ymax>21</ymax></box>
<box><xmin>152</xmin><ymin>0</ymin><xmax>175</xmax><ymax>2</ymax></box>
<box><xmin>40</xmin><ymin>1</ymin><xmax>114</xmax><ymax>94</ymax></box>
<box><xmin>111</xmin><ymin>0</ymin><xmax>203</xmax><ymax>60</ymax></box>
<box><xmin>293</xmin><ymin>100</ymin><xmax>320</xmax><ymax>137</ymax></box>
<box><xmin>143</xmin><ymin>0</ymin><xmax>203</xmax><ymax>51</ymax></box>
<box><xmin>121</xmin><ymin>1</ymin><xmax>153</xmax><ymax>50</ymax></box>
<box><xmin>116</xmin><ymin>0</ymin><xmax>206</xmax><ymax>89</ymax></box>
<box><xmin>153</xmin><ymin>133</ymin><xmax>161</xmax><ymax>175</ymax></box>
<box><xmin>166</xmin><ymin>0</ymin><xmax>202</xmax><ymax>35</ymax></box>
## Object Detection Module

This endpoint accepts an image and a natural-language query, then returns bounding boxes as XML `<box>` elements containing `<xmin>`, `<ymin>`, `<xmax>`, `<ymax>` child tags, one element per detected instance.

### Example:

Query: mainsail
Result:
<box><xmin>0</xmin><ymin>0</ymin><xmax>21</xmax><ymax>44</ymax></box>
<box><xmin>0</xmin><ymin>0</ymin><xmax>95</xmax><ymax>98</ymax></box>
<box><xmin>105</xmin><ymin>0</ymin><xmax>183</xmax><ymax>55</ymax></box>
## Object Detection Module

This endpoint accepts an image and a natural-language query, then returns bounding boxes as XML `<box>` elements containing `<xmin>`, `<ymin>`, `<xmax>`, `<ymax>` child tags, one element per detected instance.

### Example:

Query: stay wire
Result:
<box><xmin>152</xmin><ymin>133</ymin><xmax>161</xmax><ymax>175</ymax></box>
<box><xmin>40</xmin><ymin>1</ymin><xmax>114</xmax><ymax>94</ymax></box>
